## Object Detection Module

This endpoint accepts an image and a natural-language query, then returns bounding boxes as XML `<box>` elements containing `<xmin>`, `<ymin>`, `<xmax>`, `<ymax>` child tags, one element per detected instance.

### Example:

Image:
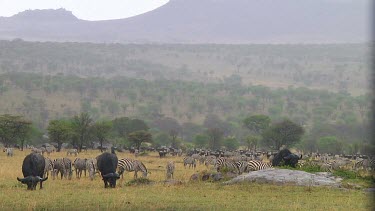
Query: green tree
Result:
<box><xmin>193</xmin><ymin>134</ymin><xmax>209</xmax><ymax>148</ymax></box>
<box><xmin>206</xmin><ymin>128</ymin><xmax>223</xmax><ymax>150</ymax></box>
<box><xmin>243</xmin><ymin>114</ymin><xmax>271</xmax><ymax>135</ymax></box>
<box><xmin>244</xmin><ymin>135</ymin><xmax>259</xmax><ymax>151</ymax></box>
<box><xmin>317</xmin><ymin>136</ymin><xmax>343</xmax><ymax>154</ymax></box>
<box><xmin>91</xmin><ymin>120</ymin><xmax>112</xmax><ymax>152</ymax></box>
<box><xmin>223</xmin><ymin>136</ymin><xmax>239</xmax><ymax>150</ymax></box>
<box><xmin>128</xmin><ymin>130</ymin><xmax>152</xmax><ymax>151</ymax></box>
<box><xmin>72</xmin><ymin>112</ymin><xmax>93</xmax><ymax>152</ymax></box>
<box><xmin>0</xmin><ymin>114</ymin><xmax>32</xmax><ymax>149</ymax></box>
<box><xmin>262</xmin><ymin>119</ymin><xmax>304</xmax><ymax>149</ymax></box>
<box><xmin>47</xmin><ymin>119</ymin><xmax>72</xmax><ymax>152</ymax></box>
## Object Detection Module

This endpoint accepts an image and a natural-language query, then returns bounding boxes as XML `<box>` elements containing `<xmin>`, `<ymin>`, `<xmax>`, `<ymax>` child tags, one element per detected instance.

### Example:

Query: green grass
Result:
<box><xmin>0</xmin><ymin>150</ymin><xmax>372</xmax><ymax>210</ymax></box>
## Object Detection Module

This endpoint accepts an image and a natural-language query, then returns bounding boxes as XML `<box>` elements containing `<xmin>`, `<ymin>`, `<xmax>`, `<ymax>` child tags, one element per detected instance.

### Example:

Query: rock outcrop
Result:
<box><xmin>224</xmin><ymin>169</ymin><xmax>342</xmax><ymax>188</ymax></box>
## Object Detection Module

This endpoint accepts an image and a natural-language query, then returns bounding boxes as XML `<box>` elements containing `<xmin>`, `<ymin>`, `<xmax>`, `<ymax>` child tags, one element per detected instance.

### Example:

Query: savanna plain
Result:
<box><xmin>0</xmin><ymin>150</ymin><xmax>372</xmax><ymax>211</ymax></box>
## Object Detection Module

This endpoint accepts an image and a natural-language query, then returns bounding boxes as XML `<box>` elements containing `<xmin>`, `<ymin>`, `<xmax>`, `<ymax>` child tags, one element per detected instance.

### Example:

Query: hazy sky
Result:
<box><xmin>0</xmin><ymin>0</ymin><xmax>170</xmax><ymax>20</ymax></box>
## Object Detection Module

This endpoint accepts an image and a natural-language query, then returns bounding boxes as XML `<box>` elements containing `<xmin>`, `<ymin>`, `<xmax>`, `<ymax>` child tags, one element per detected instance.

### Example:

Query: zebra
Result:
<box><xmin>354</xmin><ymin>158</ymin><xmax>375</xmax><ymax>172</ymax></box>
<box><xmin>235</xmin><ymin>161</ymin><xmax>249</xmax><ymax>174</ymax></box>
<box><xmin>117</xmin><ymin>158</ymin><xmax>149</xmax><ymax>179</ymax></box>
<box><xmin>67</xmin><ymin>149</ymin><xmax>78</xmax><ymax>156</ymax></box>
<box><xmin>204</xmin><ymin>156</ymin><xmax>216</xmax><ymax>168</ymax></box>
<box><xmin>86</xmin><ymin>158</ymin><xmax>97</xmax><ymax>180</ymax></box>
<box><xmin>3</xmin><ymin>148</ymin><xmax>14</xmax><ymax>157</ymax></box>
<box><xmin>166</xmin><ymin>161</ymin><xmax>175</xmax><ymax>179</ymax></box>
<box><xmin>45</xmin><ymin>147</ymin><xmax>54</xmax><ymax>156</ymax></box>
<box><xmin>214</xmin><ymin>157</ymin><xmax>239</xmax><ymax>174</ymax></box>
<box><xmin>44</xmin><ymin>157</ymin><xmax>54</xmax><ymax>178</ymax></box>
<box><xmin>198</xmin><ymin>155</ymin><xmax>206</xmax><ymax>165</ymax></box>
<box><xmin>73</xmin><ymin>158</ymin><xmax>87</xmax><ymax>178</ymax></box>
<box><xmin>183</xmin><ymin>156</ymin><xmax>196</xmax><ymax>169</ymax></box>
<box><xmin>31</xmin><ymin>147</ymin><xmax>43</xmax><ymax>155</ymax></box>
<box><xmin>52</xmin><ymin>158</ymin><xmax>66</xmax><ymax>180</ymax></box>
<box><xmin>247</xmin><ymin>160</ymin><xmax>273</xmax><ymax>171</ymax></box>
<box><xmin>63</xmin><ymin>157</ymin><xmax>73</xmax><ymax>180</ymax></box>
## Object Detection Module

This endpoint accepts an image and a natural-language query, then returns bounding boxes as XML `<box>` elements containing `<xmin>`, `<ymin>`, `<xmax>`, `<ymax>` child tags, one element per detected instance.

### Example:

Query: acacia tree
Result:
<box><xmin>47</xmin><ymin>119</ymin><xmax>72</xmax><ymax>152</ymax></box>
<box><xmin>72</xmin><ymin>112</ymin><xmax>93</xmax><ymax>152</ymax></box>
<box><xmin>91</xmin><ymin>120</ymin><xmax>112</xmax><ymax>152</ymax></box>
<box><xmin>262</xmin><ymin>119</ymin><xmax>304</xmax><ymax>150</ymax></box>
<box><xmin>0</xmin><ymin>114</ymin><xmax>32</xmax><ymax>149</ymax></box>
<box><xmin>128</xmin><ymin>130</ymin><xmax>152</xmax><ymax>151</ymax></box>
<box><xmin>243</xmin><ymin>114</ymin><xmax>271</xmax><ymax>135</ymax></box>
<box><xmin>206</xmin><ymin>128</ymin><xmax>224</xmax><ymax>150</ymax></box>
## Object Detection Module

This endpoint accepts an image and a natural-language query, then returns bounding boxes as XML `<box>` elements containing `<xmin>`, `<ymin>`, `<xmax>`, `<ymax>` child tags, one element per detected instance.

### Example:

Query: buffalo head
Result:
<box><xmin>17</xmin><ymin>176</ymin><xmax>48</xmax><ymax>190</ymax></box>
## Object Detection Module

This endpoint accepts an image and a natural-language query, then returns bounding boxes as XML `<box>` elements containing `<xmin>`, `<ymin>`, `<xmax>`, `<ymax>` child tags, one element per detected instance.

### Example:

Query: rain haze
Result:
<box><xmin>0</xmin><ymin>0</ymin><xmax>373</xmax><ymax>210</ymax></box>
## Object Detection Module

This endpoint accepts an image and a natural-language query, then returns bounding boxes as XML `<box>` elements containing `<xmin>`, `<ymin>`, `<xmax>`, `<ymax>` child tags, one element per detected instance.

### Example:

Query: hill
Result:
<box><xmin>0</xmin><ymin>0</ymin><xmax>370</xmax><ymax>43</ymax></box>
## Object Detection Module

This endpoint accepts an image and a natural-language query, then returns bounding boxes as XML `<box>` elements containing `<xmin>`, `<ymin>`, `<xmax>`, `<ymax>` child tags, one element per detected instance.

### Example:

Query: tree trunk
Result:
<box><xmin>57</xmin><ymin>142</ymin><xmax>62</xmax><ymax>152</ymax></box>
<box><xmin>100</xmin><ymin>140</ymin><xmax>103</xmax><ymax>152</ymax></box>
<box><xmin>21</xmin><ymin>139</ymin><xmax>24</xmax><ymax>151</ymax></box>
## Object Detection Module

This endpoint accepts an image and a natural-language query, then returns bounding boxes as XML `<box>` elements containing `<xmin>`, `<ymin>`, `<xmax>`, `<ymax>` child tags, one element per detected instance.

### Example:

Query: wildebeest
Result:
<box><xmin>96</xmin><ymin>152</ymin><xmax>120</xmax><ymax>188</ymax></box>
<box><xmin>272</xmin><ymin>149</ymin><xmax>302</xmax><ymax>168</ymax></box>
<box><xmin>17</xmin><ymin>153</ymin><xmax>48</xmax><ymax>190</ymax></box>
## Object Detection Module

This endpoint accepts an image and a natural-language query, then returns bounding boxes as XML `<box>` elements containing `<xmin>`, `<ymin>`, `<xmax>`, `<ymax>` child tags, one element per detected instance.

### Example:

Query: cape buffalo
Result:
<box><xmin>96</xmin><ymin>152</ymin><xmax>120</xmax><ymax>188</ymax></box>
<box><xmin>272</xmin><ymin>149</ymin><xmax>302</xmax><ymax>168</ymax></box>
<box><xmin>17</xmin><ymin>153</ymin><xmax>48</xmax><ymax>190</ymax></box>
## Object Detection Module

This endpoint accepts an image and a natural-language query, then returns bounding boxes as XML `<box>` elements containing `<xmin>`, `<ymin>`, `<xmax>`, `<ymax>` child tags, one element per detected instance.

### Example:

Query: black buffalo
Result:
<box><xmin>272</xmin><ymin>149</ymin><xmax>302</xmax><ymax>168</ymax></box>
<box><xmin>96</xmin><ymin>152</ymin><xmax>120</xmax><ymax>188</ymax></box>
<box><xmin>17</xmin><ymin>153</ymin><xmax>48</xmax><ymax>190</ymax></box>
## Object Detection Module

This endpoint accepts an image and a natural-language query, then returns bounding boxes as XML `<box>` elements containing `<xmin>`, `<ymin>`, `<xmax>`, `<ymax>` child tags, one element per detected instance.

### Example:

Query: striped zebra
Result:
<box><xmin>73</xmin><ymin>158</ymin><xmax>87</xmax><ymax>178</ymax></box>
<box><xmin>3</xmin><ymin>148</ymin><xmax>14</xmax><ymax>157</ymax></box>
<box><xmin>204</xmin><ymin>156</ymin><xmax>216</xmax><ymax>168</ymax></box>
<box><xmin>63</xmin><ymin>157</ymin><xmax>73</xmax><ymax>180</ymax></box>
<box><xmin>52</xmin><ymin>158</ymin><xmax>65</xmax><ymax>180</ymax></box>
<box><xmin>117</xmin><ymin>158</ymin><xmax>149</xmax><ymax>179</ymax></box>
<box><xmin>166</xmin><ymin>161</ymin><xmax>175</xmax><ymax>179</ymax></box>
<box><xmin>44</xmin><ymin>157</ymin><xmax>54</xmax><ymax>177</ymax></box>
<box><xmin>31</xmin><ymin>147</ymin><xmax>43</xmax><ymax>155</ymax></box>
<box><xmin>214</xmin><ymin>157</ymin><xmax>239</xmax><ymax>174</ymax></box>
<box><xmin>183</xmin><ymin>156</ymin><xmax>196</xmax><ymax>169</ymax></box>
<box><xmin>354</xmin><ymin>158</ymin><xmax>375</xmax><ymax>172</ymax></box>
<box><xmin>247</xmin><ymin>160</ymin><xmax>273</xmax><ymax>171</ymax></box>
<box><xmin>67</xmin><ymin>149</ymin><xmax>78</xmax><ymax>156</ymax></box>
<box><xmin>86</xmin><ymin>158</ymin><xmax>97</xmax><ymax>180</ymax></box>
<box><xmin>235</xmin><ymin>161</ymin><xmax>249</xmax><ymax>174</ymax></box>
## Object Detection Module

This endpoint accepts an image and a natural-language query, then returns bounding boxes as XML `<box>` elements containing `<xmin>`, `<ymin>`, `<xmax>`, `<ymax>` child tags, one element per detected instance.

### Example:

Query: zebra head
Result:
<box><xmin>17</xmin><ymin>176</ymin><xmax>48</xmax><ymax>190</ymax></box>
<box><xmin>102</xmin><ymin>173</ymin><xmax>120</xmax><ymax>188</ymax></box>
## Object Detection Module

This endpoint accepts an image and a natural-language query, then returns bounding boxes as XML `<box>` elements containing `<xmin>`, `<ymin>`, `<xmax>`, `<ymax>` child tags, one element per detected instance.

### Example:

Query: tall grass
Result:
<box><xmin>0</xmin><ymin>150</ymin><xmax>372</xmax><ymax>210</ymax></box>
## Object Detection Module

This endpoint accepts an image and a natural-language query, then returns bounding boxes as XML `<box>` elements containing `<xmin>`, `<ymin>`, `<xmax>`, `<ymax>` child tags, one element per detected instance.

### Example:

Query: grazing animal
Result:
<box><xmin>3</xmin><ymin>148</ymin><xmax>14</xmax><ymax>157</ymax></box>
<box><xmin>159</xmin><ymin>150</ymin><xmax>168</xmax><ymax>158</ymax></box>
<box><xmin>86</xmin><ymin>158</ymin><xmax>97</xmax><ymax>180</ymax></box>
<box><xmin>183</xmin><ymin>157</ymin><xmax>196</xmax><ymax>169</ymax></box>
<box><xmin>272</xmin><ymin>149</ymin><xmax>301</xmax><ymax>168</ymax></box>
<box><xmin>63</xmin><ymin>158</ymin><xmax>73</xmax><ymax>180</ymax></box>
<box><xmin>31</xmin><ymin>147</ymin><xmax>43</xmax><ymax>155</ymax></box>
<box><xmin>97</xmin><ymin>152</ymin><xmax>120</xmax><ymax>188</ymax></box>
<box><xmin>67</xmin><ymin>149</ymin><xmax>78</xmax><ymax>156</ymax></box>
<box><xmin>117</xmin><ymin>158</ymin><xmax>149</xmax><ymax>179</ymax></box>
<box><xmin>214</xmin><ymin>157</ymin><xmax>239</xmax><ymax>174</ymax></box>
<box><xmin>247</xmin><ymin>160</ymin><xmax>273</xmax><ymax>171</ymax></box>
<box><xmin>17</xmin><ymin>153</ymin><xmax>48</xmax><ymax>190</ymax></box>
<box><xmin>166</xmin><ymin>161</ymin><xmax>175</xmax><ymax>179</ymax></box>
<box><xmin>73</xmin><ymin>158</ymin><xmax>87</xmax><ymax>178</ymax></box>
<box><xmin>235</xmin><ymin>161</ymin><xmax>249</xmax><ymax>174</ymax></box>
<box><xmin>354</xmin><ymin>158</ymin><xmax>375</xmax><ymax>172</ymax></box>
<box><xmin>44</xmin><ymin>157</ymin><xmax>54</xmax><ymax>178</ymax></box>
<box><xmin>52</xmin><ymin>158</ymin><xmax>65</xmax><ymax>180</ymax></box>
<box><xmin>204</xmin><ymin>156</ymin><xmax>216</xmax><ymax>168</ymax></box>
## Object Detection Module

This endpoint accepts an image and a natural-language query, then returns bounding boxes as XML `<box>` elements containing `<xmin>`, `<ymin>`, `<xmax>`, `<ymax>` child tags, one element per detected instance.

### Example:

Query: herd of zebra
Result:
<box><xmin>183</xmin><ymin>154</ymin><xmax>274</xmax><ymax>175</ymax></box>
<box><xmin>4</xmin><ymin>146</ymin><xmax>375</xmax><ymax>188</ymax></box>
<box><xmin>42</xmin><ymin>156</ymin><xmax>150</xmax><ymax>182</ymax></box>
<box><xmin>181</xmin><ymin>151</ymin><xmax>375</xmax><ymax>175</ymax></box>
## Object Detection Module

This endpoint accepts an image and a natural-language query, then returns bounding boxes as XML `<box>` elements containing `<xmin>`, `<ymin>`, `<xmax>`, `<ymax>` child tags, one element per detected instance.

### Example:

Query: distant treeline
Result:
<box><xmin>0</xmin><ymin>40</ymin><xmax>370</xmax><ymax>94</ymax></box>
<box><xmin>0</xmin><ymin>72</ymin><xmax>371</xmax><ymax>154</ymax></box>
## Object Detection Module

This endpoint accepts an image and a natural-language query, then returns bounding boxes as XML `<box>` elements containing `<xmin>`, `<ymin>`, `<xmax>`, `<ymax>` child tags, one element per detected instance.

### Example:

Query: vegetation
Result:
<box><xmin>0</xmin><ymin>150</ymin><xmax>371</xmax><ymax>210</ymax></box>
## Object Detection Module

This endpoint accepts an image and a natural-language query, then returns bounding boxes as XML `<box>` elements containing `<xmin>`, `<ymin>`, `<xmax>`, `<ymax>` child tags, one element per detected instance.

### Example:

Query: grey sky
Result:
<box><xmin>0</xmin><ymin>0</ymin><xmax>169</xmax><ymax>20</ymax></box>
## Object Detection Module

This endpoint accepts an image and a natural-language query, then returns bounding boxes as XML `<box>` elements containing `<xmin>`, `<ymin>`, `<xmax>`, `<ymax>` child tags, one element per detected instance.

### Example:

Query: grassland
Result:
<box><xmin>0</xmin><ymin>150</ymin><xmax>372</xmax><ymax>210</ymax></box>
